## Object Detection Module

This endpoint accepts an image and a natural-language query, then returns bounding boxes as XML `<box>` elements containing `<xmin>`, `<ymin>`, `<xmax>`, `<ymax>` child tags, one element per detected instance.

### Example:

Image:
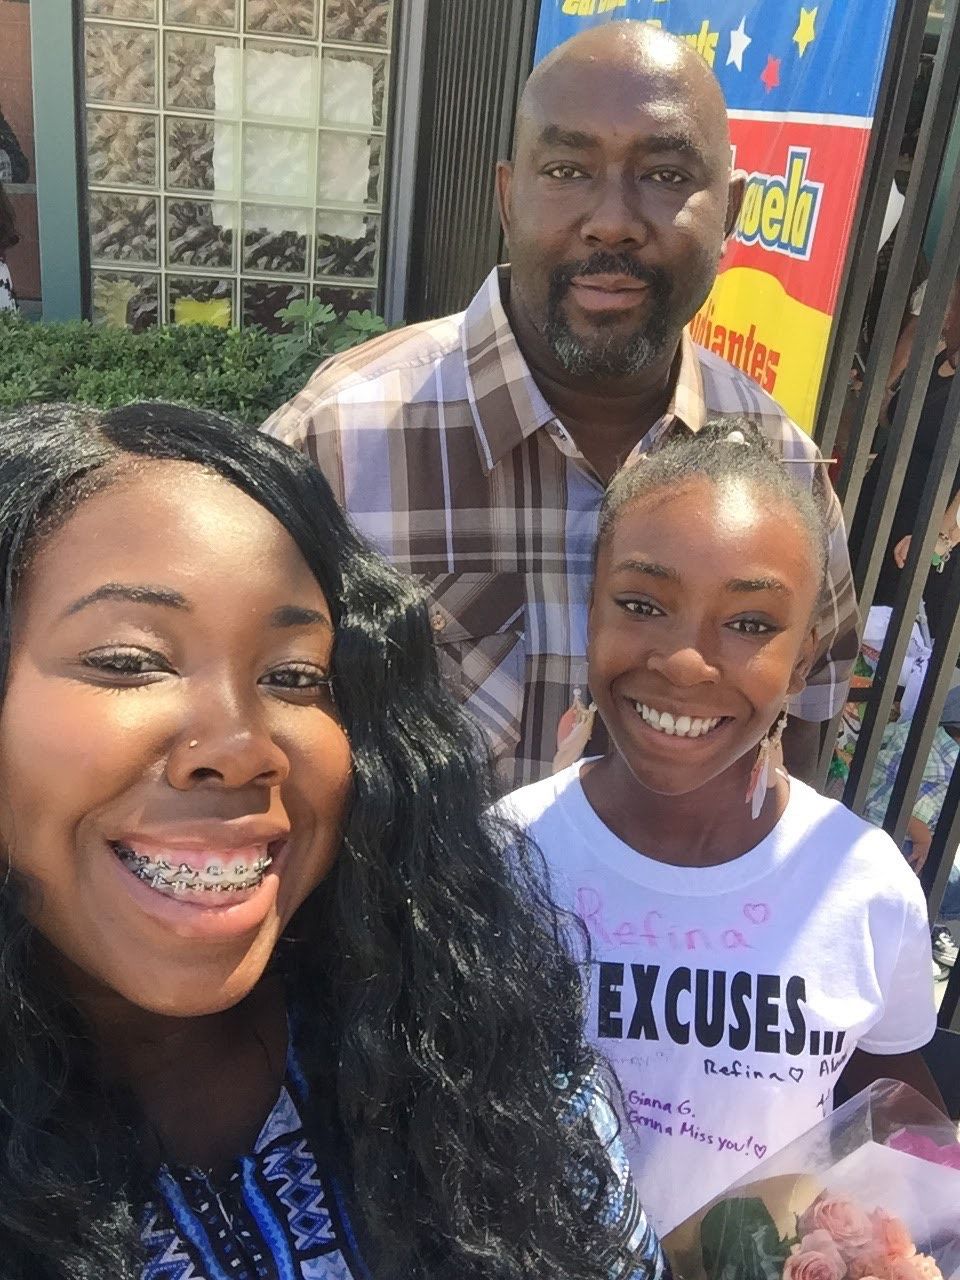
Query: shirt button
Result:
<box><xmin>431</xmin><ymin>611</ymin><xmax>446</xmax><ymax>633</ymax></box>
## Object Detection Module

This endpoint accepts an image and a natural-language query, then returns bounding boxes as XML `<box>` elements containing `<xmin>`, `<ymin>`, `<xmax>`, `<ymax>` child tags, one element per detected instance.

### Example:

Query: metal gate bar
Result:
<box><xmin>816</xmin><ymin>0</ymin><xmax>932</xmax><ymax>463</ymax></box>
<box><xmin>812</xmin><ymin>0</ymin><xmax>960</xmax><ymax>1029</ymax></box>
<box><xmin>829</xmin><ymin>7</ymin><xmax>960</xmax><ymax>524</ymax></box>
<box><xmin>928</xmin><ymin>786</ymin><xmax>960</xmax><ymax>1021</ymax></box>
<box><xmin>883</xmin><ymin>563</ymin><xmax>960</xmax><ymax>847</ymax></box>
<box><xmin>838</xmin><ymin>169</ymin><xmax>960</xmax><ymax>811</ymax></box>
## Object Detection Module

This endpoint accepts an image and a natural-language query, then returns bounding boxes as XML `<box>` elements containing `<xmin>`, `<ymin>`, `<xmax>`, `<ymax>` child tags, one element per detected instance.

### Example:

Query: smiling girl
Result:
<box><xmin>502</xmin><ymin>419</ymin><xmax>941</xmax><ymax>1236</ymax></box>
<box><xmin>0</xmin><ymin>403</ymin><xmax>668</xmax><ymax>1280</ymax></box>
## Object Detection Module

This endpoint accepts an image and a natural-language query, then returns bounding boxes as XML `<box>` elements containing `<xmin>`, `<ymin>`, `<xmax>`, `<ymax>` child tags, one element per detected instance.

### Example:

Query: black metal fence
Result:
<box><xmin>815</xmin><ymin>0</ymin><xmax>960</xmax><ymax>1031</ymax></box>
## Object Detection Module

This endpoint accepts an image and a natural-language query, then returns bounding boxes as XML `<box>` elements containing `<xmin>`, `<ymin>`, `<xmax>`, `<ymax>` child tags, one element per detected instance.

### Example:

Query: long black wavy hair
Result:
<box><xmin>0</xmin><ymin>402</ymin><xmax>636</xmax><ymax>1280</ymax></box>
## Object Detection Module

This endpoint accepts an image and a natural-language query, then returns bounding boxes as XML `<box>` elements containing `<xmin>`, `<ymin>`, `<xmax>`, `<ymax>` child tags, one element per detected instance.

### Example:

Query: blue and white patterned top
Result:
<box><xmin>141</xmin><ymin>1044</ymin><xmax>670</xmax><ymax>1280</ymax></box>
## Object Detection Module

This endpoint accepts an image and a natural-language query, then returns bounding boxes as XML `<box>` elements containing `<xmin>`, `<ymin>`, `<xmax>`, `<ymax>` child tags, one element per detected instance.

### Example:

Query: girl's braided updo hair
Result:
<box><xmin>597</xmin><ymin>415</ymin><xmax>830</xmax><ymax>605</ymax></box>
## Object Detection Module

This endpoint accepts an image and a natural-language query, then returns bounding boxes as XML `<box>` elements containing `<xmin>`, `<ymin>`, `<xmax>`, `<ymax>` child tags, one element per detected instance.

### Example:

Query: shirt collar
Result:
<box><xmin>663</xmin><ymin>330</ymin><xmax>708</xmax><ymax>435</ymax></box>
<box><xmin>462</xmin><ymin>267</ymin><xmax>565</xmax><ymax>473</ymax></box>
<box><xmin>461</xmin><ymin>266</ymin><xmax>706</xmax><ymax>470</ymax></box>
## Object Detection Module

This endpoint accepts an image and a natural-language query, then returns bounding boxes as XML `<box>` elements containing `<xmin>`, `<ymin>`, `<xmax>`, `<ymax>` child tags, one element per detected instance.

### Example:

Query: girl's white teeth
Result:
<box><xmin>635</xmin><ymin>704</ymin><xmax>722</xmax><ymax>738</ymax></box>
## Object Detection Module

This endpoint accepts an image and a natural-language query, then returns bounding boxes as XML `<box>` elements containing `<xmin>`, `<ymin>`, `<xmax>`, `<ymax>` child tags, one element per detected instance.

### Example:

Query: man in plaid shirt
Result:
<box><xmin>265</xmin><ymin>22</ymin><xmax>858</xmax><ymax>790</ymax></box>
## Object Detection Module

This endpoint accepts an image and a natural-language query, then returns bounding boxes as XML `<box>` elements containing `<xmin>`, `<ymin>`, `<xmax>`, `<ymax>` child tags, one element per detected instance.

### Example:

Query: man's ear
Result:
<box><xmin>788</xmin><ymin>628</ymin><xmax>819</xmax><ymax>696</ymax></box>
<box><xmin>495</xmin><ymin>160</ymin><xmax>514</xmax><ymax>242</ymax></box>
<box><xmin>724</xmin><ymin>170</ymin><xmax>746</xmax><ymax>241</ymax></box>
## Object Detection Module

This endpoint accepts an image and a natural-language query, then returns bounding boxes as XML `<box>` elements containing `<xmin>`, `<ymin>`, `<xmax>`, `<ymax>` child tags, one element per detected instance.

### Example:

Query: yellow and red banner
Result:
<box><xmin>535</xmin><ymin>1</ymin><xmax>900</xmax><ymax>431</ymax></box>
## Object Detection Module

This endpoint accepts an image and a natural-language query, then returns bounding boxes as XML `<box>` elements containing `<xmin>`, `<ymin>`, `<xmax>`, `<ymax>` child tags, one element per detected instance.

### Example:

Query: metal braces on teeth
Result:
<box><xmin>114</xmin><ymin>845</ymin><xmax>272</xmax><ymax>893</ymax></box>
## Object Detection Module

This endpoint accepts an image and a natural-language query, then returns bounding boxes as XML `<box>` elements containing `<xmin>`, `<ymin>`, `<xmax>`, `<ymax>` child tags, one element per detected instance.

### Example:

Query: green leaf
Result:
<box><xmin>276</xmin><ymin>299</ymin><xmax>314</xmax><ymax>322</ymax></box>
<box><xmin>276</xmin><ymin>298</ymin><xmax>337</xmax><ymax>338</ymax></box>
<box><xmin>700</xmin><ymin>1197</ymin><xmax>789</xmax><ymax>1280</ymax></box>
<box><xmin>0</xmin><ymin>302</ymin><xmax>385</xmax><ymax>423</ymax></box>
<box><xmin>344</xmin><ymin>308</ymin><xmax>387</xmax><ymax>334</ymax></box>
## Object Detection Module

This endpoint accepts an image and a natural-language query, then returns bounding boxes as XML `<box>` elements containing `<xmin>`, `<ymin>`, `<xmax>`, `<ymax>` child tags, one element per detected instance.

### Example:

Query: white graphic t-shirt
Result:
<box><xmin>503</xmin><ymin>764</ymin><xmax>936</xmax><ymax>1235</ymax></box>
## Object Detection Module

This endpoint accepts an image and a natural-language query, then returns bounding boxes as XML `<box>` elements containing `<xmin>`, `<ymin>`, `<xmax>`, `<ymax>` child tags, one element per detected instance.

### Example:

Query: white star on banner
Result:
<box><xmin>727</xmin><ymin>16</ymin><xmax>752</xmax><ymax>71</ymax></box>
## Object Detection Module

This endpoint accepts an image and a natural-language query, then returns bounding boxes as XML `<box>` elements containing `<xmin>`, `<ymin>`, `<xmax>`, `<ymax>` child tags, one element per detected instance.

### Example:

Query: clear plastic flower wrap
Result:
<box><xmin>662</xmin><ymin>1080</ymin><xmax>960</xmax><ymax>1280</ymax></box>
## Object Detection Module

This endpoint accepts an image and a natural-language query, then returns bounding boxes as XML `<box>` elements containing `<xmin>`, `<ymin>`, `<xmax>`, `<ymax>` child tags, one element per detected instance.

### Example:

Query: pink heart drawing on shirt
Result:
<box><xmin>743</xmin><ymin>902</ymin><xmax>771</xmax><ymax>925</ymax></box>
<box><xmin>754</xmin><ymin>1143</ymin><xmax>768</xmax><ymax>1161</ymax></box>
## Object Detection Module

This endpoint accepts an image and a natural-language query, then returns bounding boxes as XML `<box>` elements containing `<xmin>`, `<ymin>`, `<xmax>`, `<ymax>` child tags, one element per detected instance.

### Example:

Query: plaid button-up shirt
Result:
<box><xmin>265</xmin><ymin>267</ymin><xmax>858</xmax><ymax>789</ymax></box>
<box><xmin>864</xmin><ymin>720</ymin><xmax>959</xmax><ymax>831</ymax></box>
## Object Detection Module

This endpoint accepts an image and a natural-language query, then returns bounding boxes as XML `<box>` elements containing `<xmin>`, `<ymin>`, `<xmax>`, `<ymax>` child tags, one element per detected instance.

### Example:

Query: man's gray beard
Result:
<box><xmin>544</xmin><ymin>316</ymin><xmax>670</xmax><ymax>378</ymax></box>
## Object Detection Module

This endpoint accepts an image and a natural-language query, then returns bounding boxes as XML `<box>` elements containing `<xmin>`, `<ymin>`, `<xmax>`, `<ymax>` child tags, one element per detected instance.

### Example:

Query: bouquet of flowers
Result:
<box><xmin>663</xmin><ymin>1081</ymin><xmax>960</xmax><ymax>1280</ymax></box>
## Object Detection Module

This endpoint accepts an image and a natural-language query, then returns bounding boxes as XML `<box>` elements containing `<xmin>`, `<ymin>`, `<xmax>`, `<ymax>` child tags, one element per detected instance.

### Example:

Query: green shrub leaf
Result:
<box><xmin>0</xmin><ymin>307</ymin><xmax>386</xmax><ymax>422</ymax></box>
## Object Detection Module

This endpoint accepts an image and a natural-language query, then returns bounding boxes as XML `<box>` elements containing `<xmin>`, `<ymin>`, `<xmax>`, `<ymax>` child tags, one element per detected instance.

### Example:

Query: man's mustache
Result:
<box><xmin>549</xmin><ymin>252</ymin><xmax>671</xmax><ymax>299</ymax></box>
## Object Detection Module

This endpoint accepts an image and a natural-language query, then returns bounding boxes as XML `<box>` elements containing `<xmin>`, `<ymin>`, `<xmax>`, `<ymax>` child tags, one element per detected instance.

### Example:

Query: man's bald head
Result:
<box><xmin>496</xmin><ymin>19</ymin><xmax>743</xmax><ymax>384</ymax></box>
<box><xmin>514</xmin><ymin>21</ymin><xmax>731</xmax><ymax>171</ymax></box>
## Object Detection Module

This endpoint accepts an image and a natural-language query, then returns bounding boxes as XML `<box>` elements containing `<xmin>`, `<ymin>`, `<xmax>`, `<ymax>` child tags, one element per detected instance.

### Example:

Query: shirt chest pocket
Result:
<box><xmin>422</xmin><ymin>572</ymin><xmax>526</xmax><ymax>760</ymax></box>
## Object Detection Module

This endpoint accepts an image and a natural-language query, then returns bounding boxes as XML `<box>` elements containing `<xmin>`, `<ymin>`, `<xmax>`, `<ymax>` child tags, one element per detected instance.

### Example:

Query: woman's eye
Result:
<box><xmin>79</xmin><ymin>647</ymin><xmax>172</xmax><ymax>682</ymax></box>
<box><xmin>730</xmin><ymin>618</ymin><xmax>775</xmax><ymax>636</ymax></box>
<box><xmin>620</xmin><ymin>599</ymin><xmax>663</xmax><ymax>617</ymax></box>
<box><xmin>261</xmin><ymin>665</ymin><xmax>334</xmax><ymax>701</ymax></box>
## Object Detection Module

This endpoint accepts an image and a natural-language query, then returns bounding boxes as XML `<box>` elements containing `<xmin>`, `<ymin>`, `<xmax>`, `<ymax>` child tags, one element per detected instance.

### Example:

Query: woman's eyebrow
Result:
<box><xmin>269</xmin><ymin>604</ymin><xmax>332</xmax><ymax>631</ymax></box>
<box><xmin>62</xmin><ymin>582</ymin><xmax>189</xmax><ymax>618</ymax></box>
<box><xmin>610</xmin><ymin>558</ymin><xmax>678</xmax><ymax>581</ymax></box>
<box><xmin>727</xmin><ymin>576</ymin><xmax>791</xmax><ymax>594</ymax></box>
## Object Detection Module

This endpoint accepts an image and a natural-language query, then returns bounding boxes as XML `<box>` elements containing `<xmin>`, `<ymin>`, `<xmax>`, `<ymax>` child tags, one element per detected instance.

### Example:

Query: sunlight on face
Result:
<box><xmin>588</xmin><ymin>477</ymin><xmax>820</xmax><ymax>796</ymax></box>
<box><xmin>0</xmin><ymin>463</ymin><xmax>352</xmax><ymax>1016</ymax></box>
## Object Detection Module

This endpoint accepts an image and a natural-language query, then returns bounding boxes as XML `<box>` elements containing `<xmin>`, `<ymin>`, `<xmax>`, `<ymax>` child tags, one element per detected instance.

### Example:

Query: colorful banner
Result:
<box><xmin>534</xmin><ymin>1</ymin><xmax>900</xmax><ymax>431</ymax></box>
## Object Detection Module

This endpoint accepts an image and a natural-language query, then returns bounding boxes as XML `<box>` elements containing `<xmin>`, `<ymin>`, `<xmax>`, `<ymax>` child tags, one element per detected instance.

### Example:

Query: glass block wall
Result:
<box><xmin>81</xmin><ymin>0</ymin><xmax>392</xmax><ymax>329</ymax></box>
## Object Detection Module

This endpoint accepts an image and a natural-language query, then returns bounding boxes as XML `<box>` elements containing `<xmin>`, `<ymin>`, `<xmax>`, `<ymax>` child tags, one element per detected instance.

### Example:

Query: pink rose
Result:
<box><xmin>798</xmin><ymin>1193</ymin><xmax>874</xmax><ymax>1258</ymax></box>
<box><xmin>869</xmin><ymin>1209</ymin><xmax>916</xmax><ymax>1261</ymax></box>
<box><xmin>783</xmin><ymin>1232</ymin><xmax>846</xmax><ymax>1280</ymax></box>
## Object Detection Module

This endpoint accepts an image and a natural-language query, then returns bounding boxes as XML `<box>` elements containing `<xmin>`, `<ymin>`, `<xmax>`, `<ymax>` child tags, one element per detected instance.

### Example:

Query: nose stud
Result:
<box><xmin>188</xmin><ymin>739</ymin><xmax>199</xmax><ymax>749</ymax></box>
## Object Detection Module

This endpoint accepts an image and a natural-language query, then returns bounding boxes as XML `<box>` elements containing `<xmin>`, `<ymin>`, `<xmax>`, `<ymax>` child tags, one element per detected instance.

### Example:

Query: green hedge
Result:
<box><xmin>0</xmin><ymin>303</ymin><xmax>386</xmax><ymax>424</ymax></box>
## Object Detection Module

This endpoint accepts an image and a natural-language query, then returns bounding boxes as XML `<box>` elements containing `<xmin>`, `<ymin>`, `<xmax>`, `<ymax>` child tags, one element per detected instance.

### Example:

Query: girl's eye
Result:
<box><xmin>730</xmin><ymin>618</ymin><xmax>775</xmax><ymax>636</ymax></box>
<box><xmin>79</xmin><ymin>647</ymin><xmax>173</xmax><ymax>683</ymax></box>
<box><xmin>260</xmin><ymin>664</ymin><xmax>335</xmax><ymax>702</ymax></box>
<box><xmin>619</xmin><ymin>599</ymin><xmax>663</xmax><ymax>617</ymax></box>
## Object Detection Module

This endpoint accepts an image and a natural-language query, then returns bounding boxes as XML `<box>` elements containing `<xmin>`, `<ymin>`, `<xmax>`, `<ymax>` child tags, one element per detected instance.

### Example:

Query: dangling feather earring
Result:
<box><xmin>745</xmin><ymin>710</ymin><xmax>788</xmax><ymax>820</ymax></box>
<box><xmin>553</xmin><ymin>687</ymin><xmax>597</xmax><ymax>773</ymax></box>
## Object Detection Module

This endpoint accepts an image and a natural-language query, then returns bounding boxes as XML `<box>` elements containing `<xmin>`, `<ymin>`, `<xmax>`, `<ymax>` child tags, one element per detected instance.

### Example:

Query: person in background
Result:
<box><xmin>863</xmin><ymin>686</ymin><xmax>960</xmax><ymax>978</ymax></box>
<box><xmin>0</xmin><ymin>180</ymin><xmax>19</xmax><ymax>312</ymax></box>
<box><xmin>892</xmin><ymin>482</ymin><xmax>960</xmax><ymax>579</ymax></box>
<box><xmin>890</xmin><ymin>488</ymin><xmax>960</xmax><ymax>970</ymax></box>
<box><xmin>264</xmin><ymin>21</ymin><xmax>857</xmax><ymax>790</ymax></box>
<box><xmin>0</xmin><ymin>106</ymin><xmax>28</xmax><ymax>185</ymax></box>
<box><xmin>850</xmin><ymin>274</ymin><xmax>960</xmax><ymax>640</ymax></box>
<box><xmin>502</xmin><ymin>418</ymin><xmax>941</xmax><ymax>1237</ymax></box>
<box><xmin>879</xmin><ymin>278</ymin><xmax>928</xmax><ymax>424</ymax></box>
<box><xmin>0</xmin><ymin>401</ymin><xmax>670</xmax><ymax>1280</ymax></box>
